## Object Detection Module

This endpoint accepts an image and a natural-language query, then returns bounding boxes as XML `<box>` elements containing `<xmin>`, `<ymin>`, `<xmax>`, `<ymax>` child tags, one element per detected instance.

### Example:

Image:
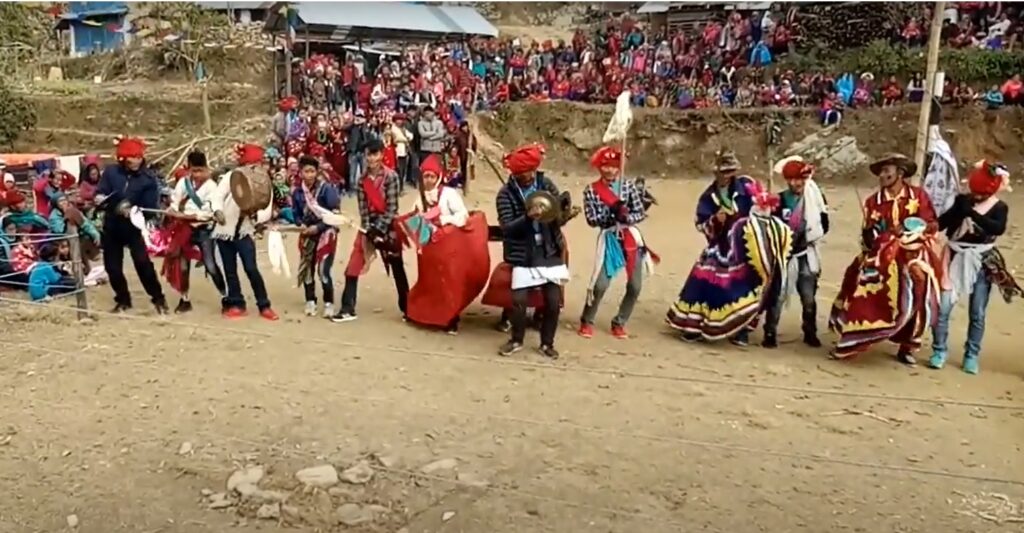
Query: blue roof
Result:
<box><xmin>65</xmin><ymin>1</ymin><xmax>128</xmax><ymax>18</ymax></box>
<box><xmin>270</xmin><ymin>2</ymin><xmax>497</xmax><ymax>38</ymax></box>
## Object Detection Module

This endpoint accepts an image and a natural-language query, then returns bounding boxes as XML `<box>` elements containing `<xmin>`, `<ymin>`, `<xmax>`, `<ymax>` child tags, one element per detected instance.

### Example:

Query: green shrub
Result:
<box><xmin>0</xmin><ymin>81</ymin><xmax>37</xmax><ymax>148</ymax></box>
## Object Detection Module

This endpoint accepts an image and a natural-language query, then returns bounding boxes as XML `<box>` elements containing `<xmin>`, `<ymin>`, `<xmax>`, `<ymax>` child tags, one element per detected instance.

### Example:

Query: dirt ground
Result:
<box><xmin>1</xmin><ymin>175</ymin><xmax>1023</xmax><ymax>533</ymax></box>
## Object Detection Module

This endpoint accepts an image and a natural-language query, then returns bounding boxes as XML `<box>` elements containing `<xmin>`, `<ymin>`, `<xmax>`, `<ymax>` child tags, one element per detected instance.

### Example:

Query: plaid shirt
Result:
<box><xmin>582</xmin><ymin>178</ymin><xmax>647</xmax><ymax>230</ymax></box>
<box><xmin>357</xmin><ymin>167</ymin><xmax>400</xmax><ymax>235</ymax></box>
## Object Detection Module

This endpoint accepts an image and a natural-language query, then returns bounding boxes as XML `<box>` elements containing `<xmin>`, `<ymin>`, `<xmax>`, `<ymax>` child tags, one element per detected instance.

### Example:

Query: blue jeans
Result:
<box><xmin>217</xmin><ymin>236</ymin><xmax>270</xmax><ymax>311</ymax></box>
<box><xmin>303</xmin><ymin>251</ymin><xmax>335</xmax><ymax>305</ymax></box>
<box><xmin>931</xmin><ymin>270</ymin><xmax>992</xmax><ymax>360</ymax></box>
<box><xmin>347</xmin><ymin>153</ymin><xmax>364</xmax><ymax>192</ymax></box>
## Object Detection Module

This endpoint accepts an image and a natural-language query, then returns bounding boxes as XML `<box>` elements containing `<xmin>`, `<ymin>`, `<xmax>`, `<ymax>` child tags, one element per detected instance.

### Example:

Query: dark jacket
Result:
<box><xmin>938</xmin><ymin>193</ymin><xmax>1008</xmax><ymax>245</ymax></box>
<box><xmin>292</xmin><ymin>180</ymin><xmax>341</xmax><ymax>234</ymax></box>
<box><xmin>96</xmin><ymin>163</ymin><xmax>161</xmax><ymax>224</ymax></box>
<box><xmin>496</xmin><ymin>173</ymin><xmax>565</xmax><ymax>267</ymax></box>
<box><xmin>345</xmin><ymin>123</ymin><xmax>371</xmax><ymax>154</ymax></box>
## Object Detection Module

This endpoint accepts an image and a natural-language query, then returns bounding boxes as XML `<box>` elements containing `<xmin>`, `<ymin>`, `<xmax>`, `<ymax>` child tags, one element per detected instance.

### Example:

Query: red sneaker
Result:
<box><xmin>222</xmin><ymin>307</ymin><xmax>248</xmax><ymax>319</ymax></box>
<box><xmin>611</xmin><ymin>325</ymin><xmax>629</xmax><ymax>339</ymax></box>
<box><xmin>578</xmin><ymin>323</ymin><xmax>594</xmax><ymax>338</ymax></box>
<box><xmin>259</xmin><ymin>308</ymin><xmax>280</xmax><ymax>321</ymax></box>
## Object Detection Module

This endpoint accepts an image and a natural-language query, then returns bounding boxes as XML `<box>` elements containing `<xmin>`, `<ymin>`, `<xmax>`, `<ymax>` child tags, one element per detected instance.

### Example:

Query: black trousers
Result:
<box><xmin>182</xmin><ymin>227</ymin><xmax>226</xmax><ymax>298</ymax></box>
<box><xmin>340</xmin><ymin>255</ymin><xmax>409</xmax><ymax>315</ymax></box>
<box><xmin>102</xmin><ymin>220</ymin><xmax>165</xmax><ymax>307</ymax></box>
<box><xmin>511</xmin><ymin>282</ymin><xmax>560</xmax><ymax>346</ymax></box>
<box><xmin>217</xmin><ymin>236</ymin><xmax>271</xmax><ymax>311</ymax></box>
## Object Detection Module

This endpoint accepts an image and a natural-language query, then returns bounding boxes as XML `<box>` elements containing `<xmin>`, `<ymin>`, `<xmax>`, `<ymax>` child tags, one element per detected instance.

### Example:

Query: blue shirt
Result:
<box><xmin>28</xmin><ymin>262</ymin><xmax>62</xmax><ymax>301</ymax></box>
<box><xmin>97</xmin><ymin>163</ymin><xmax>161</xmax><ymax>216</ymax></box>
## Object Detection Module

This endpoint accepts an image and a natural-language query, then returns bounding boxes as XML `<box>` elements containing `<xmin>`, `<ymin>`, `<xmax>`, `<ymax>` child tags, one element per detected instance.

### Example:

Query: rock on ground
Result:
<box><xmin>340</xmin><ymin>460</ymin><xmax>374</xmax><ymax>484</ymax></box>
<box><xmin>256</xmin><ymin>502</ymin><xmax>281</xmax><ymax>520</ymax></box>
<box><xmin>420</xmin><ymin>458</ymin><xmax>458</xmax><ymax>474</ymax></box>
<box><xmin>335</xmin><ymin>503</ymin><xmax>372</xmax><ymax>526</ymax></box>
<box><xmin>296</xmin><ymin>464</ymin><xmax>339</xmax><ymax>488</ymax></box>
<box><xmin>226</xmin><ymin>465</ymin><xmax>264</xmax><ymax>493</ymax></box>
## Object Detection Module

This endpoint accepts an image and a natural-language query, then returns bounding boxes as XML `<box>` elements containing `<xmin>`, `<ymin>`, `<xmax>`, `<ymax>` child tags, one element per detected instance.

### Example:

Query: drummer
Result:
<box><xmin>167</xmin><ymin>149</ymin><xmax>226</xmax><ymax>313</ymax></box>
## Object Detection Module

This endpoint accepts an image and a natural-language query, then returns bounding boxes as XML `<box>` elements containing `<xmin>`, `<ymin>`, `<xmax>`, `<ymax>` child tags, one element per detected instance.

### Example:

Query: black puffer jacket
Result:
<box><xmin>495</xmin><ymin>173</ymin><xmax>566</xmax><ymax>267</ymax></box>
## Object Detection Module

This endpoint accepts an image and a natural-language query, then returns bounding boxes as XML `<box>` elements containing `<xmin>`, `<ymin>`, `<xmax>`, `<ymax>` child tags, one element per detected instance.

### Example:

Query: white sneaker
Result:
<box><xmin>304</xmin><ymin>301</ymin><xmax>317</xmax><ymax>317</ymax></box>
<box><xmin>323</xmin><ymin>303</ymin><xmax>334</xmax><ymax>318</ymax></box>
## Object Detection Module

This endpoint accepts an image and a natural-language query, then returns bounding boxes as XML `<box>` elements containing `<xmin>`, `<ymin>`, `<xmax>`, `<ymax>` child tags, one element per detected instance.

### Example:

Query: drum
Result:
<box><xmin>229</xmin><ymin>164</ymin><xmax>272</xmax><ymax>216</ymax></box>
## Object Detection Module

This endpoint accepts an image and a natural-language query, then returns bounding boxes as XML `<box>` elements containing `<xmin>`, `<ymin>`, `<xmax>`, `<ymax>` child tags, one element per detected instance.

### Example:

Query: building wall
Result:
<box><xmin>69</xmin><ymin>16</ymin><xmax>125</xmax><ymax>57</ymax></box>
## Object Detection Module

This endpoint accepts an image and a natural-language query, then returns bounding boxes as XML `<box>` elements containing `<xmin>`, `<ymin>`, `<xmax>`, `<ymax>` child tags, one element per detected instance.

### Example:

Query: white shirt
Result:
<box><xmin>209</xmin><ymin>171</ymin><xmax>273</xmax><ymax>240</ymax></box>
<box><xmin>390</xmin><ymin>124</ymin><xmax>411</xmax><ymax>158</ymax></box>
<box><xmin>170</xmin><ymin>177</ymin><xmax>218</xmax><ymax>227</ymax></box>
<box><xmin>413</xmin><ymin>186</ymin><xmax>468</xmax><ymax>228</ymax></box>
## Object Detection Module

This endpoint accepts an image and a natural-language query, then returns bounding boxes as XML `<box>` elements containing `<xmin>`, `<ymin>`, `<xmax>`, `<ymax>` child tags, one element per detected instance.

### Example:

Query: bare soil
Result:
<box><xmin>2</xmin><ymin>176</ymin><xmax>1023</xmax><ymax>533</ymax></box>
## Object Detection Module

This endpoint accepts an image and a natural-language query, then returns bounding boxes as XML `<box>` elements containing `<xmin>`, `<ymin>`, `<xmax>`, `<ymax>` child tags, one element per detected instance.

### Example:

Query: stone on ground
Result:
<box><xmin>226</xmin><ymin>465</ymin><xmax>264</xmax><ymax>492</ymax></box>
<box><xmin>340</xmin><ymin>460</ymin><xmax>374</xmax><ymax>484</ymax></box>
<box><xmin>296</xmin><ymin>464</ymin><xmax>339</xmax><ymax>488</ymax></box>
<box><xmin>420</xmin><ymin>458</ymin><xmax>458</xmax><ymax>474</ymax></box>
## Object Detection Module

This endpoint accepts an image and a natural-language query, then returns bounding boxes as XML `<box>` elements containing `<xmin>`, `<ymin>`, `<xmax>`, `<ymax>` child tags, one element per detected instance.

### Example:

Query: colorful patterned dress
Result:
<box><xmin>667</xmin><ymin>176</ymin><xmax>792</xmax><ymax>340</ymax></box>
<box><xmin>828</xmin><ymin>184</ymin><xmax>941</xmax><ymax>357</ymax></box>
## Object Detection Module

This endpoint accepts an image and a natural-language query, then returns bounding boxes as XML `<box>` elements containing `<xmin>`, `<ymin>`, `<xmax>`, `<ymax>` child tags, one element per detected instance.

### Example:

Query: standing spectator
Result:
<box><xmin>345</xmin><ymin>110</ymin><xmax>372</xmax><ymax>194</ymax></box>
<box><xmin>390</xmin><ymin>113</ymin><xmax>413</xmax><ymax>188</ymax></box>
<box><xmin>454</xmin><ymin>121</ymin><xmax>477</xmax><ymax>189</ymax></box>
<box><xmin>417</xmin><ymin>106</ymin><xmax>446</xmax><ymax>167</ymax></box>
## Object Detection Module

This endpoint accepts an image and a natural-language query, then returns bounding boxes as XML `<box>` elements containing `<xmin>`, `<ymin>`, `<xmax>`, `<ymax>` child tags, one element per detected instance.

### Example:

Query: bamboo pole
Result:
<box><xmin>912</xmin><ymin>1</ymin><xmax>946</xmax><ymax>186</ymax></box>
<box><xmin>66</xmin><ymin>228</ymin><xmax>88</xmax><ymax>321</ymax></box>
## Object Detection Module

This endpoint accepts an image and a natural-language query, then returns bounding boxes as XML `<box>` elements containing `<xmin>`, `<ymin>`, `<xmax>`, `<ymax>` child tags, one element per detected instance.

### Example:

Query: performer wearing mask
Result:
<box><xmin>829</xmin><ymin>153</ymin><xmax>940</xmax><ymax>365</ymax></box>
<box><xmin>494</xmin><ymin>143</ymin><xmax>568</xmax><ymax>359</ymax></box>
<box><xmin>762</xmin><ymin>157</ymin><xmax>829</xmax><ymax>348</ymax></box>
<box><xmin>166</xmin><ymin>150</ymin><xmax>225</xmax><ymax>313</ymax></box>
<box><xmin>929</xmin><ymin>161</ymin><xmax>1021</xmax><ymax>374</ymax></box>
<box><xmin>667</xmin><ymin>150</ymin><xmax>791</xmax><ymax>345</ymax></box>
<box><xmin>95</xmin><ymin>136</ymin><xmax>168</xmax><ymax>314</ymax></box>
<box><xmin>403</xmin><ymin>154</ymin><xmax>481</xmax><ymax>334</ymax></box>
<box><xmin>293</xmin><ymin>155</ymin><xmax>341</xmax><ymax>318</ymax></box>
<box><xmin>334</xmin><ymin>138</ymin><xmax>409</xmax><ymax>322</ymax></box>
<box><xmin>578</xmin><ymin>145</ymin><xmax>656</xmax><ymax>340</ymax></box>
<box><xmin>210</xmin><ymin>144</ymin><xmax>279</xmax><ymax>321</ymax></box>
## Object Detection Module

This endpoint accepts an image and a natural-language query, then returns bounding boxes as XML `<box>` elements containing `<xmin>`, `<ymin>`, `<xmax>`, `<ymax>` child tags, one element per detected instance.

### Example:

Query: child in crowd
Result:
<box><xmin>27</xmin><ymin>243</ymin><xmax>77</xmax><ymax>301</ymax></box>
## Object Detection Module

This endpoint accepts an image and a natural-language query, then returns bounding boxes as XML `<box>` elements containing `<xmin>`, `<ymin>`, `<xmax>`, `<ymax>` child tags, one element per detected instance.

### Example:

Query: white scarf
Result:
<box><xmin>782</xmin><ymin>179</ymin><xmax>826</xmax><ymax>304</ymax></box>
<box><xmin>922</xmin><ymin>125</ymin><xmax>959</xmax><ymax>217</ymax></box>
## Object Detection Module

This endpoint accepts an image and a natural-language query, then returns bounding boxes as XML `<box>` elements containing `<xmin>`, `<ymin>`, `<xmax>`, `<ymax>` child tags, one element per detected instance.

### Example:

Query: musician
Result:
<box><xmin>292</xmin><ymin>155</ymin><xmax>341</xmax><ymax>318</ymax></box>
<box><xmin>579</xmin><ymin>146</ymin><xmax>655</xmax><ymax>340</ymax></box>
<box><xmin>495</xmin><ymin>143</ymin><xmax>567</xmax><ymax>359</ymax></box>
<box><xmin>95</xmin><ymin>136</ymin><xmax>168</xmax><ymax>314</ymax></box>
<box><xmin>334</xmin><ymin>138</ymin><xmax>409</xmax><ymax>322</ymax></box>
<box><xmin>210</xmin><ymin>143</ymin><xmax>279</xmax><ymax>321</ymax></box>
<box><xmin>166</xmin><ymin>150</ymin><xmax>226</xmax><ymax>313</ymax></box>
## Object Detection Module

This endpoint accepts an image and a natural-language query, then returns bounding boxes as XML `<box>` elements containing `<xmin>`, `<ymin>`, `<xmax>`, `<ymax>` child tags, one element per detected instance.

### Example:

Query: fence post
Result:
<box><xmin>66</xmin><ymin>224</ymin><xmax>89</xmax><ymax>321</ymax></box>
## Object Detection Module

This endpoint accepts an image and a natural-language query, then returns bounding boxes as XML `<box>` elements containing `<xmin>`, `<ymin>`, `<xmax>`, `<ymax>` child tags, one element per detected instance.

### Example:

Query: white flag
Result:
<box><xmin>602</xmin><ymin>90</ymin><xmax>633</xmax><ymax>144</ymax></box>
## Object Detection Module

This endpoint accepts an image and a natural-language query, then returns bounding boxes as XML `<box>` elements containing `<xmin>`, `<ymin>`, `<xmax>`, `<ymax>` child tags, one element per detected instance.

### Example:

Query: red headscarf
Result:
<box><xmin>278</xmin><ymin>95</ymin><xmax>299</xmax><ymax>112</ymax></box>
<box><xmin>503</xmin><ymin>143</ymin><xmax>545</xmax><ymax>175</ymax></box>
<box><xmin>746</xmin><ymin>179</ymin><xmax>780</xmax><ymax>212</ymax></box>
<box><xmin>590</xmin><ymin>146</ymin><xmax>622</xmax><ymax>169</ymax></box>
<box><xmin>115</xmin><ymin>137</ymin><xmax>146</xmax><ymax>160</ymax></box>
<box><xmin>236</xmin><ymin>143</ymin><xmax>265</xmax><ymax>166</ymax></box>
<box><xmin>967</xmin><ymin>160</ymin><xmax>1010</xmax><ymax>197</ymax></box>
<box><xmin>2</xmin><ymin>189</ymin><xmax>26</xmax><ymax>207</ymax></box>
<box><xmin>420</xmin><ymin>154</ymin><xmax>443</xmax><ymax>178</ymax></box>
<box><xmin>781</xmin><ymin>159</ymin><xmax>813</xmax><ymax>181</ymax></box>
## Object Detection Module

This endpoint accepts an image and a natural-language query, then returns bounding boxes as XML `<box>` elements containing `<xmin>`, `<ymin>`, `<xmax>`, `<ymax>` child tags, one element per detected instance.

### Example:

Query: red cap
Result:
<box><xmin>2</xmin><ymin>189</ymin><xmax>26</xmax><ymax>207</ymax></box>
<box><xmin>781</xmin><ymin>160</ymin><xmax>813</xmax><ymax>181</ymax></box>
<box><xmin>278</xmin><ymin>95</ymin><xmax>299</xmax><ymax>112</ymax></box>
<box><xmin>967</xmin><ymin>160</ymin><xmax>1010</xmax><ymax>197</ymax></box>
<box><xmin>420</xmin><ymin>154</ymin><xmax>443</xmax><ymax>178</ymax></box>
<box><xmin>115</xmin><ymin>136</ymin><xmax>146</xmax><ymax>160</ymax></box>
<box><xmin>503</xmin><ymin>143</ymin><xmax>545</xmax><ymax>175</ymax></box>
<box><xmin>235</xmin><ymin>143</ymin><xmax>266</xmax><ymax>166</ymax></box>
<box><xmin>589</xmin><ymin>146</ymin><xmax>622</xmax><ymax>169</ymax></box>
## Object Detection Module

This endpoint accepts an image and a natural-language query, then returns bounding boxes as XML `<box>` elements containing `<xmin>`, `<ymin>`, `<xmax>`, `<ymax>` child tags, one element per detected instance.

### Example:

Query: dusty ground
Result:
<box><xmin>1</xmin><ymin>175</ymin><xmax>1023</xmax><ymax>533</ymax></box>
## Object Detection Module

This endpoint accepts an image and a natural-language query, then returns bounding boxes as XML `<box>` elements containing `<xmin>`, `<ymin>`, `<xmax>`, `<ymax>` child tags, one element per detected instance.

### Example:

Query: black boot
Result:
<box><xmin>174</xmin><ymin>299</ymin><xmax>193</xmax><ymax>314</ymax></box>
<box><xmin>896</xmin><ymin>349</ymin><xmax>917</xmax><ymax>366</ymax></box>
<box><xmin>762</xmin><ymin>332</ymin><xmax>778</xmax><ymax>349</ymax></box>
<box><xmin>803</xmin><ymin>332</ymin><xmax>822</xmax><ymax>348</ymax></box>
<box><xmin>111</xmin><ymin>302</ymin><xmax>132</xmax><ymax>314</ymax></box>
<box><xmin>154</xmin><ymin>300</ymin><xmax>170</xmax><ymax>316</ymax></box>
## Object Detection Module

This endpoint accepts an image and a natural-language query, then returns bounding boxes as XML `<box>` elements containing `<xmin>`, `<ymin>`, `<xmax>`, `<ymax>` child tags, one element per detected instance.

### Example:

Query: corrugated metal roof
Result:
<box><xmin>196</xmin><ymin>1</ymin><xmax>272</xmax><ymax>10</ymax></box>
<box><xmin>637</xmin><ymin>2</ymin><xmax>673</xmax><ymax>14</ymax></box>
<box><xmin>270</xmin><ymin>2</ymin><xmax>497</xmax><ymax>38</ymax></box>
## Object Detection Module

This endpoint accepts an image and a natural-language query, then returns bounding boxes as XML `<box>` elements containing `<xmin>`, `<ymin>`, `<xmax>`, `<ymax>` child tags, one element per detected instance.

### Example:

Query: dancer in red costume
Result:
<box><xmin>828</xmin><ymin>153</ymin><xmax>941</xmax><ymax>365</ymax></box>
<box><xmin>401</xmin><ymin>155</ymin><xmax>489</xmax><ymax>334</ymax></box>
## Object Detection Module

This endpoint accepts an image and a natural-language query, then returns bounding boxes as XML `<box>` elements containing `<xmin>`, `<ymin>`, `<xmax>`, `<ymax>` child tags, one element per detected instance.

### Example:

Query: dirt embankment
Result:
<box><xmin>479</xmin><ymin>102</ymin><xmax>1024</xmax><ymax>181</ymax></box>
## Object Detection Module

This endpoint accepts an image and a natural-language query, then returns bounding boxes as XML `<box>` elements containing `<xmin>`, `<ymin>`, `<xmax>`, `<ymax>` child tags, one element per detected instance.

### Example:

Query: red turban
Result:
<box><xmin>278</xmin><ymin>95</ymin><xmax>299</xmax><ymax>112</ymax></box>
<box><xmin>420</xmin><ymin>154</ymin><xmax>443</xmax><ymax>177</ymax></box>
<box><xmin>503</xmin><ymin>143</ymin><xmax>545</xmax><ymax>175</ymax></box>
<box><xmin>590</xmin><ymin>146</ymin><xmax>622</xmax><ymax>169</ymax></box>
<box><xmin>307</xmin><ymin>144</ymin><xmax>325</xmax><ymax>158</ymax></box>
<box><xmin>236</xmin><ymin>143</ymin><xmax>265</xmax><ymax>166</ymax></box>
<box><xmin>781</xmin><ymin>160</ymin><xmax>813</xmax><ymax>181</ymax></box>
<box><xmin>967</xmin><ymin>160</ymin><xmax>1010</xmax><ymax>197</ymax></box>
<box><xmin>56</xmin><ymin>171</ymin><xmax>76</xmax><ymax>191</ymax></box>
<box><xmin>115</xmin><ymin>137</ymin><xmax>146</xmax><ymax>160</ymax></box>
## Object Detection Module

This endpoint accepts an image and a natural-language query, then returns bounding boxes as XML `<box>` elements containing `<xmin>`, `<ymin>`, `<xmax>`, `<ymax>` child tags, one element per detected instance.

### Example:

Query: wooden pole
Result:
<box><xmin>201</xmin><ymin>80</ymin><xmax>212</xmax><ymax>134</ymax></box>
<box><xmin>913</xmin><ymin>1</ymin><xmax>946</xmax><ymax>187</ymax></box>
<box><xmin>284</xmin><ymin>31</ymin><xmax>293</xmax><ymax>97</ymax></box>
<box><xmin>66</xmin><ymin>227</ymin><xmax>88</xmax><ymax>321</ymax></box>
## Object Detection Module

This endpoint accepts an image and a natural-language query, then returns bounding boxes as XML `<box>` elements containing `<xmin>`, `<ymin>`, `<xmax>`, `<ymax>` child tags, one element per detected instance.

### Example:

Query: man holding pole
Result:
<box><xmin>95</xmin><ymin>136</ymin><xmax>168</xmax><ymax>314</ymax></box>
<box><xmin>578</xmin><ymin>145</ymin><xmax>656</xmax><ymax>340</ymax></box>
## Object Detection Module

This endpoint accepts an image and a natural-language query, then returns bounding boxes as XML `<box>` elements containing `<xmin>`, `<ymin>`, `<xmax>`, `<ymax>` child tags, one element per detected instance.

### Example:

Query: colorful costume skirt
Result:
<box><xmin>828</xmin><ymin>239</ymin><xmax>941</xmax><ymax>357</ymax></box>
<box><xmin>666</xmin><ymin>215</ymin><xmax>791</xmax><ymax>340</ymax></box>
<box><xmin>405</xmin><ymin>212</ymin><xmax>491</xmax><ymax>327</ymax></box>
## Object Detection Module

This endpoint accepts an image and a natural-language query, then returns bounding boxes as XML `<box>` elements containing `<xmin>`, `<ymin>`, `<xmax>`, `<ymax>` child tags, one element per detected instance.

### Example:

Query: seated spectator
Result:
<box><xmin>1001</xmin><ymin>73</ymin><xmax>1023</xmax><ymax>105</ymax></box>
<box><xmin>953</xmin><ymin>81</ymin><xmax>977</xmax><ymax>107</ymax></box>
<box><xmin>27</xmin><ymin>243</ymin><xmax>77</xmax><ymax>301</ymax></box>
<box><xmin>907</xmin><ymin>73</ymin><xmax>926</xmax><ymax>103</ymax></box>
<box><xmin>821</xmin><ymin>92</ymin><xmax>843</xmax><ymax>126</ymax></box>
<box><xmin>983</xmin><ymin>84</ymin><xmax>1005</xmax><ymax>109</ymax></box>
<box><xmin>882</xmin><ymin>76</ymin><xmax>904</xmax><ymax>106</ymax></box>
